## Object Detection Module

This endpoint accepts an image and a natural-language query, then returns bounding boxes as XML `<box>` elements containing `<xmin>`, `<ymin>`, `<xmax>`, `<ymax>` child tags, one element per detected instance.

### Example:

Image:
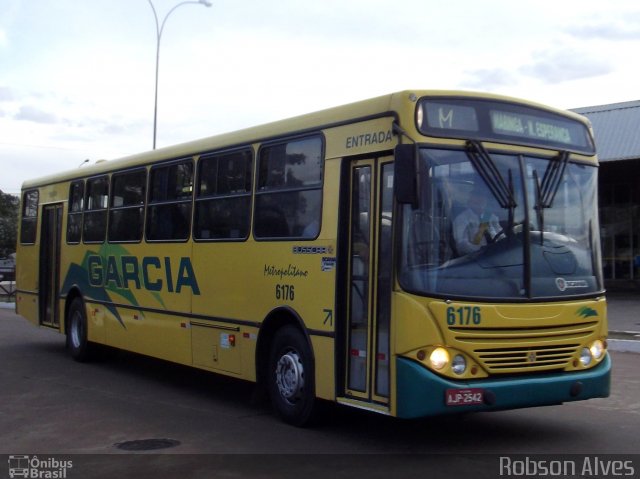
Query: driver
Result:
<box><xmin>453</xmin><ymin>185</ymin><xmax>501</xmax><ymax>255</ymax></box>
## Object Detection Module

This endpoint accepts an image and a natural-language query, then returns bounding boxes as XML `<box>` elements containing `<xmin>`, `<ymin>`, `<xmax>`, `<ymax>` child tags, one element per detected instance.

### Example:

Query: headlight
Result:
<box><xmin>451</xmin><ymin>354</ymin><xmax>467</xmax><ymax>375</ymax></box>
<box><xmin>590</xmin><ymin>340</ymin><xmax>605</xmax><ymax>360</ymax></box>
<box><xmin>416</xmin><ymin>103</ymin><xmax>424</xmax><ymax>130</ymax></box>
<box><xmin>430</xmin><ymin>347</ymin><xmax>449</xmax><ymax>370</ymax></box>
<box><xmin>580</xmin><ymin>347</ymin><xmax>592</xmax><ymax>366</ymax></box>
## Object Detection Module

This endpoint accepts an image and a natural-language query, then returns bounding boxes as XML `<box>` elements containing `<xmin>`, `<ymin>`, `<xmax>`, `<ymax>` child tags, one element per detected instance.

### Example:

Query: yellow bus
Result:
<box><xmin>16</xmin><ymin>91</ymin><xmax>610</xmax><ymax>425</ymax></box>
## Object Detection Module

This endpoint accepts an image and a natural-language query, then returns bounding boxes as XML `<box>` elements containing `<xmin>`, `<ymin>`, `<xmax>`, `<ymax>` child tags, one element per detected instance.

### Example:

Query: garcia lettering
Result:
<box><xmin>88</xmin><ymin>255</ymin><xmax>200</xmax><ymax>295</ymax></box>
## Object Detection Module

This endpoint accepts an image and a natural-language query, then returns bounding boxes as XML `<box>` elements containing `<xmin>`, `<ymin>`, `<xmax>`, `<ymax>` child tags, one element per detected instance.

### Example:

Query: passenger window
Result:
<box><xmin>147</xmin><ymin>161</ymin><xmax>193</xmax><ymax>241</ymax></box>
<box><xmin>194</xmin><ymin>149</ymin><xmax>252</xmax><ymax>240</ymax></box>
<box><xmin>83</xmin><ymin>176</ymin><xmax>109</xmax><ymax>243</ymax></box>
<box><xmin>255</xmin><ymin>136</ymin><xmax>323</xmax><ymax>239</ymax></box>
<box><xmin>20</xmin><ymin>189</ymin><xmax>39</xmax><ymax>245</ymax></box>
<box><xmin>109</xmin><ymin>169</ymin><xmax>146</xmax><ymax>242</ymax></box>
<box><xmin>67</xmin><ymin>181</ymin><xmax>84</xmax><ymax>244</ymax></box>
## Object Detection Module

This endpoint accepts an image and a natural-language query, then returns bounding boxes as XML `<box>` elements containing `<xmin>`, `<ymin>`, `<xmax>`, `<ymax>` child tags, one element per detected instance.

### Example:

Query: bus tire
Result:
<box><xmin>66</xmin><ymin>297</ymin><xmax>94</xmax><ymax>362</ymax></box>
<box><xmin>267</xmin><ymin>325</ymin><xmax>317</xmax><ymax>426</ymax></box>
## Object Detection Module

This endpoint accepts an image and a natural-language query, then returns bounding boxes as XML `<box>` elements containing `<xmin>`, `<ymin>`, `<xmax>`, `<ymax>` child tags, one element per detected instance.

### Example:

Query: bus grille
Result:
<box><xmin>449</xmin><ymin>321</ymin><xmax>598</xmax><ymax>373</ymax></box>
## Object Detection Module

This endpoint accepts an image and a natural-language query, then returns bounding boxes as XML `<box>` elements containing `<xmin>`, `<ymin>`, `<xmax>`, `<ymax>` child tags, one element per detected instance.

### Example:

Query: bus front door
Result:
<box><xmin>39</xmin><ymin>203</ymin><xmax>62</xmax><ymax>328</ymax></box>
<box><xmin>345</xmin><ymin>158</ymin><xmax>393</xmax><ymax>406</ymax></box>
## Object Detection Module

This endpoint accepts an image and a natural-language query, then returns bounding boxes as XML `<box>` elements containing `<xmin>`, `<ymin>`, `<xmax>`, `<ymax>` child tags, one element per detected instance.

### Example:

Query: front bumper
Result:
<box><xmin>396</xmin><ymin>353</ymin><xmax>611</xmax><ymax>418</ymax></box>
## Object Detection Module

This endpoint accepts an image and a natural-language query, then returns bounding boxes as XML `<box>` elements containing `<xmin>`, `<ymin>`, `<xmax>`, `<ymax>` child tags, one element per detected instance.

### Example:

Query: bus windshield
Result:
<box><xmin>398</xmin><ymin>146</ymin><xmax>603</xmax><ymax>300</ymax></box>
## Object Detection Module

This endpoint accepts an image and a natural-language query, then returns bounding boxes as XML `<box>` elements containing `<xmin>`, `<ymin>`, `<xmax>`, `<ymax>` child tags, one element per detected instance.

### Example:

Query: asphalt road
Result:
<box><xmin>1</xmin><ymin>307</ymin><xmax>638</xmax><ymax>478</ymax></box>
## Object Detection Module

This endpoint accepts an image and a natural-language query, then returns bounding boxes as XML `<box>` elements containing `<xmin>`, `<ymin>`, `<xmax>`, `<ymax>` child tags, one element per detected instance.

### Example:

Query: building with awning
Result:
<box><xmin>573</xmin><ymin>101</ymin><xmax>640</xmax><ymax>289</ymax></box>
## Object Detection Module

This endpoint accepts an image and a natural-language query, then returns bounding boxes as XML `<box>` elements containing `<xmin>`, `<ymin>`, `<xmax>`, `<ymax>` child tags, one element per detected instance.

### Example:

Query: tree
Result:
<box><xmin>0</xmin><ymin>190</ymin><xmax>19</xmax><ymax>258</ymax></box>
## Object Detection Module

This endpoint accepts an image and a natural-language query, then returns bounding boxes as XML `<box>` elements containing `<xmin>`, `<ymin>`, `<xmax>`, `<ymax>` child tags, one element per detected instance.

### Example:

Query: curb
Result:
<box><xmin>608</xmin><ymin>339</ymin><xmax>640</xmax><ymax>354</ymax></box>
<box><xmin>608</xmin><ymin>329</ymin><xmax>640</xmax><ymax>353</ymax></box>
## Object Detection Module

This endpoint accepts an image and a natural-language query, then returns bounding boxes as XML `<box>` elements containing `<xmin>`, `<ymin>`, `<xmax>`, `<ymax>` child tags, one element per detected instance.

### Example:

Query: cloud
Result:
<box><xmin>566</xmin><ymin>21</ymin><xmax>640</xmax><ymax>41</ymax></box>
<box><xmin>0</xmin><ymin>28</ymin><xmax>6</xmax><ymax>48</ymax></box>
<box><xmin>14</xmin><ymin>105</ymin><xmax>59</xmax><ymax>124</ymax></box>
<box><xmin>101</xmin><ymin>123</ymin><xmax>128</xmax><ymax>136</ymax></box>
<box><xmin>0</xmin><ymin>86</ymin><xmax>15</xmax><ymax>102</ymax></box>
<box><xmin>461</xmin><ymin>68</ymin><xmax>518</xmax><ymax>91</ymax></box>
<box><xmin>519</xmin><ymin>49</ymin><xmax>613</xmax><ymax>84</ymax></box>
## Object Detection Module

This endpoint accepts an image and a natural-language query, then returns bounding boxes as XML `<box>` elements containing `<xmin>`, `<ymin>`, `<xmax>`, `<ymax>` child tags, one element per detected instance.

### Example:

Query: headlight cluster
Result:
<box><xmin>579</xmin><ymin>339</ymin><xmax>606</xmax><ymax>366</ymax></box>
<box><xmin>428</xmin><ymin>347</ymin><xmax>468</xmax><ymax>375</ymax></box>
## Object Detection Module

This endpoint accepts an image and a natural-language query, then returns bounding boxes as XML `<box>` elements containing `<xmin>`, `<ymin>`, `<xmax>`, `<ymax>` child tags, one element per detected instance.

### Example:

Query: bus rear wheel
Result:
<box><xmin>267</xmin><ymin>325</ymin><xmax>317</xmax><ymax>426</ymax></box>
<box><xmin>66</xmin><ymin>297</ymin><xmax>94</xmax><ymax>362</ymax></box>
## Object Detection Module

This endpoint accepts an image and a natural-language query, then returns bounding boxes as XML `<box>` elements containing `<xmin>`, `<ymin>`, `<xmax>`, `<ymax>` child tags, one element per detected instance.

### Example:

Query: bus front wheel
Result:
<box><xmin>66</xmin><ymin>297</ymin><xmax>94</xmax><ymax>362</ymax></box>
<box><xmin>267</xmin><ymin>325</ymin><xmax>317</xmax><ymax>426</ymax></box>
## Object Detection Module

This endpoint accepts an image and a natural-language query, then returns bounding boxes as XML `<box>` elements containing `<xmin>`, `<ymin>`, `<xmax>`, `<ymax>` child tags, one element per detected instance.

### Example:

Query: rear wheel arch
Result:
<box><xmin>63</xmin><ymin>288</ymin><xmax>83</xmax><ymax>334</ymax></box>
<box><xmin>256</xmin><ymin>307</ymin><xmax>319</xmax><ymax>426</ymax></box>
<box><xmin>65</xmin><ymin>294</ymin><xmax>95</xmax><ymax>362</ymax></box>
<box><xmin>256</xmin><ymin>307</ymin><xmax>314</xmax><ymax>388</ymax></box>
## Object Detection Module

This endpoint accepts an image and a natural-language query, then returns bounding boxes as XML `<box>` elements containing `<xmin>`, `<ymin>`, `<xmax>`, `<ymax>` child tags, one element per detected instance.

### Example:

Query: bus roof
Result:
<box><xmin>21</xmin><ymin>90</ymin><xmax>592</xmax><ymax>190</ymax></box>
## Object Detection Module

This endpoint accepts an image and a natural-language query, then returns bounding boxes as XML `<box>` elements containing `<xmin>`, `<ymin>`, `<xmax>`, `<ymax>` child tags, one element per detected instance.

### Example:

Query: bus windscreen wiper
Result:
<box><xmin>533</xmin><ymin>150</ymin><xmax>569</xmax><ymax>243</ymax></box>
<box><xmin>465</xmin><ymin>140</ymin><xmax>517</xmax><ymax>210</ymax></box>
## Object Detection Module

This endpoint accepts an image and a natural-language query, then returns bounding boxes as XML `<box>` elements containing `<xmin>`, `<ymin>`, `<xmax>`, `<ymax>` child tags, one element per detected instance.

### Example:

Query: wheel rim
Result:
<box><xmin>70</xmin><ymin>310</ymin><xmax>83</xmax><ymax>349</ymax></box>
<box><xmin>275</xmin><ymin>350</ymin><xmax>304</xmax><ymax>403</ymax></box>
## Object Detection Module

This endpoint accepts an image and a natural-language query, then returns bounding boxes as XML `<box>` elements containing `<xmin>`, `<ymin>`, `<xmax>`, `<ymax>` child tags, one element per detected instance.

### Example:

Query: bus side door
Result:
<box><xmin>344</xmin><ymin>157</ymin><xmax>393</xmax><ymax>405</ymax></box>
<box><xmin>39</xmin><ymin>203</ymin><xmax>63</xmax><ymax>328</ymax></box>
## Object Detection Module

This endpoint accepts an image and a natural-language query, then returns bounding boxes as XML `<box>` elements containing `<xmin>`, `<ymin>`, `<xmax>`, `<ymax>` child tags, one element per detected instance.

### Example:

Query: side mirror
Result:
<box><xmin>394</xmin><ymin>144</ymin><xmax>418</xmax><ymax>206</ymax></box>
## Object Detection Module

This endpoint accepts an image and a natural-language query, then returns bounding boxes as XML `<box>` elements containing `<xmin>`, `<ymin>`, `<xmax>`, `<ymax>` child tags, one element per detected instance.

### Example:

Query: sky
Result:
<box><xmin>1</xmin><ymin>0</ymin><xmax>640</xmax><ymax>195</ymax></box>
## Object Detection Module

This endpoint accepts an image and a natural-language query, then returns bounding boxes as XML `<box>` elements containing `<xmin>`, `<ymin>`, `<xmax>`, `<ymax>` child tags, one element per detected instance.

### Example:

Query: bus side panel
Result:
<box><xmin>15</xmin><ymin>239</ymin><xmax>39</xmax><ymax>326</ymax></box>
<box><xmin>191</xmin><ymin>159</ymin><xmax>340</xmax><ymax>394</ymax></box>
<box><xmin>311</xmin><ymin>336</ymin><xmax>335</xmax><ymax>400</ymax></box>
<box><xmin>59</xmin><ymin>240</ymin><xmax>194</xmax><ymax>365</ymax></box>
<box><xmin>103</xmin><ymin>242</ymin><xmax>193</xmax><ymax>365</ymax></box>
<box><xmin>18</xmin><ymin>184</ymin><xmax>67</xmax><ymax>329</ymax></box>
<box><xmin>191</xmin><ymin>236</ymin><xmax>337</xmax><ymax>386</ymax></box>
<box><xmin>15</xmin><ymin>292</ymin><xmax>39</xmax><ymax>327</ymax></box>
<box><xmin>191</xmin><ymin>241</ymin><xmax>252</xmax><ymax>377</ymax></box>
<box><xmin>59</xmin><ymin>209</ymin><xmax>105</xmax><ymax>344</ymax></box>
<box><xmin>15</xmin><ymin>201</ymin><xmax>40</xmax><ymax>327</ymax></box>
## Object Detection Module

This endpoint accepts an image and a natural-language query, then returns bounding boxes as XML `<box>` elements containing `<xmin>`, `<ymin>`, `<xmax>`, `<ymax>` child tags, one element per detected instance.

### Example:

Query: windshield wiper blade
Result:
<box><xmin>539</xmin><ymin>151</ymin><xmax>569</xmax><ymax>208</ymax></box>
<box><xmin>533</xmin><ymin>169</ymin><xmax>544</xmax><ymax>244</ymax></box>
<box><xmin>465</xmin><ymin>140</ymin><xmax>517</xmax><ymax>209</ymax></box>
<box><xmin>534</xmin><ymin>151</ymin><xmax>569</xmax><ymax>244</ymax></box>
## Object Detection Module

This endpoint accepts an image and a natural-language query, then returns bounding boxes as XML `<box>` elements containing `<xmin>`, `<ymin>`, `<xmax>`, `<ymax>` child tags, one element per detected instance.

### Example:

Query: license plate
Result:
<box><xmin>445</xmin><ymin>388</ymin><xmax>484</xmax><ymax>406</ymax></box>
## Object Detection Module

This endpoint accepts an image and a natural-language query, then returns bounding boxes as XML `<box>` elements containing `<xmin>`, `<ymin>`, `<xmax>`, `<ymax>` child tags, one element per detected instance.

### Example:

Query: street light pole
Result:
<box><xmin>147</xmin><ymin>0</ymin><xmax>212</xmax><ymax>150</ymax></box>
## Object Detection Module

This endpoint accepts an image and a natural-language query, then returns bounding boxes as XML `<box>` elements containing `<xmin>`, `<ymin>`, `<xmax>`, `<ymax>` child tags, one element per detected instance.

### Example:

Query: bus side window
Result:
<box><xmin>109</xmin><ymin>169</ymin><xmax>146</xmax><ymax>243</ymax></box>
<box><xmin>67</xmin><ymin>181</ymin><xmax>84</xmax><ymax>244</ymax></box>
<box><xmin>194</xmin><ymin>149</ymin><xmax>252</xmax><ymax>240</ymax></box>
<box><xmin>20</xmin><ymin>189</ymin><xmax>39</xmax><ymax>245</ymax></box>
<box><xmin>83</xmin><ymin>176</ymin><xmax>109</xmax><ymax>243</ymax></box>
<box><xmin>254</xmin><ymin>136</ymin><xmax>323</xmax><ymax>239</ymax></box>
<box><xmin>147</xmin><ymin>160</ymin><xmax>193</xmax><ymax>241</ymax></box>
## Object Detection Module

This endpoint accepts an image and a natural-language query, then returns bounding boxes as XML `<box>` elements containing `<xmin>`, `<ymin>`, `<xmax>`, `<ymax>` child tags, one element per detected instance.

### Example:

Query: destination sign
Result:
<box><xmin>490</xmin><ymin>110</ymin><xmax>572</xmax><ymax>145</ymax></box>
<box><xmin>418</xmin><ymin>98</ymin><xmax>594</xmax><ymax>154</ymax></box>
